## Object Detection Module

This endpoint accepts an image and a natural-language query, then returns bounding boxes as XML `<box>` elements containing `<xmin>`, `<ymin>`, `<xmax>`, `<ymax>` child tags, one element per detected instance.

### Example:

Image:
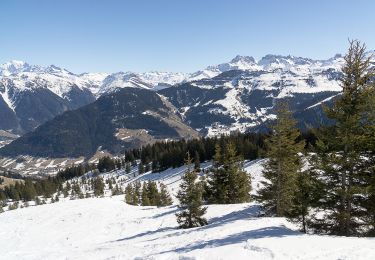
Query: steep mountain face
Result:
<box><xmin>0</xmin><ymin>88</ymin><xmax>198</xmax><ymax>157</ymax></box>
<box><xmin>159</xmin><ymin>54</ymin><xmax>345</xmax><ymax>135</ymax></box>
<box><xmin>0</xmin><ymin>62</ymin><xmax>96</xmax><ymax>134</ymax></box>
<box><xmin>0</xmin><ymin>61</ymin><xmax>189</xmax><ymax>135</ymax></box>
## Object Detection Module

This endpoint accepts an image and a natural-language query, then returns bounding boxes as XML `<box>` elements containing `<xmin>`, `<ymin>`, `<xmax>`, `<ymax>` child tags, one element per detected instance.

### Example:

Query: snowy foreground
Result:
<box><xmin>1</xmin><ymin>160</ymin><xmax>375</xmax><ymax>260</ymax></box>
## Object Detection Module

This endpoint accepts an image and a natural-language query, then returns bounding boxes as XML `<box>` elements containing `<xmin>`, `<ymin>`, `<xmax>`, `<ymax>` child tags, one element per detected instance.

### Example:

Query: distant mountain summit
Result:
<box><xmin>0</xmin><ymin>51</ymin><xmax>374</xmax><ymax>155</ymax></box>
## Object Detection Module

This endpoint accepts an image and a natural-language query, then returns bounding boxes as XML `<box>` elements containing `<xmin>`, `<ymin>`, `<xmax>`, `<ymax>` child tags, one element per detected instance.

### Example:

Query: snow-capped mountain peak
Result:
<box><xmin>258</xmin><ymin>54</ymin><xmax>315</xmax><ymax>70</ymax></box>
<box><xmin>0</xmin><ymin>52</ymin><xmax>354</xmax><ymax>99</ymax></box>
<box><xmin>230</xmin><ymin>55</ymin><xmax>256</xmax><ymax>64</ymax></box>
<box><xmin>44</xmin><ymin>64</ymin><xmax>74</xmax><ymax>75</ymax></box>
<box><xmin>0</xmin><ymin>60</ymin><xmax>38</xmax><ymax>76</ymax></box>
<box><xmin>98</xmin><ymin>72</ymin><xmax>152</xmax><ymax>95</ymax></box>
<box><xmin>189</xmin><ymin>55</ymin><xmax>261</xmax><ymax>81</ymax></box>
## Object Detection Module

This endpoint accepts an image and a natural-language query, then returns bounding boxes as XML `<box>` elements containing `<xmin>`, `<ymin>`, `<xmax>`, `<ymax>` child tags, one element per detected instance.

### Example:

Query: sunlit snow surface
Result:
<box><xmin>1</xmin><ymin>159</ymin><xmax>374</xmax><ymax>259</ymax></box>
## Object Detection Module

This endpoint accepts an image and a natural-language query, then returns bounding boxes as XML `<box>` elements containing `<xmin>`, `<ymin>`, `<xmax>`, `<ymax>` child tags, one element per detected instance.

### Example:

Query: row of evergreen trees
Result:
<box><xmin>257</xmin><ymin>40</ymin><xmax>375</xmax><ymax>236</ymax></box>
<box><xmin>122</xmin><ymin>140</ymin><xmax>252</xmax><ymax>229</ymax></box>
<box><xmin>0</xmin><ymin>175</ymin><xmax>107</xmax><ymax>211</ymax></box>
<box><xmin>125</xmin><ymin>181</ymin><xmax>173</xmax><ymax>207</ymax></box>
<box><xmin>175</xmin><ymin>141</ymin><xmax>253</xmax><ymax>228</ymax></box>
<box><xmin>0</xmin><ymin>130</ymin><xmax>267</xmax><ymax>204</ymax></box>
<box><xmin>123</xmin><ymin>132</ymin><xmax>266</xmax><ymax>171</ymax></box>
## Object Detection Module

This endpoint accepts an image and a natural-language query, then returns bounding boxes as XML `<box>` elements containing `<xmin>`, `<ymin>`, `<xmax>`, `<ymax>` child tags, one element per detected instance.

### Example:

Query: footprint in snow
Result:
<box><xmin>245</xmin><ymin>242</ymin><xmax>274</xmax><ymax>259</ymax></box>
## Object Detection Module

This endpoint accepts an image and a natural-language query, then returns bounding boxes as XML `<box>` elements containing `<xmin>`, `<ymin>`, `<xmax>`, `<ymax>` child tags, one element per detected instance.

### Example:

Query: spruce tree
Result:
<box><xmin>133</xmin><ymin>182</ymin><xmax>141</xmax><ymax>205</ymax></box>
<box><xmin>146</xmin><ymin>181</ymin><xmax>160</xmax><ymax>206</ymax></box>
<box><xmin>159</xmin><ymin>183</ymin><xmax>173</xmax><ymax>206</ymax></box>
<box><xmin>287</xmin><ymin>165</ymin><xmax>322</xmax><ymax>233</ymax></box>
<box><xmin>359</xmin><ymin>63</ymin><xmax>375</xmax><ymax>236</ymax></box>
<box><xmin>194</xmin><ymin>151</ymin><xmax>201</xmax><ymax>171</ymax></box>
<box><xmin>225</xmin><ymin>142</ymin><xmax>251</xmax><ymax>203</ymax></box>
<box><xmin>208</xmin><ymin>143</ymin><xmax>229</xmax><ymax>203</ymax></box>
<box><xmin>176</xmin><ymin>153</ymin><xmax>207</xmax><ymax>228</ymax></box>
<box><xmin>125</xmin><ymin>184</ymin><xmax>135</xmax><ymax>205</ymax></box>
<box><xmin>207</xmin><ymin>141</ymin><xmax>251</xmax><ymax>204</ymax></box>
<box><xmin>125</xmin><ymin>163</ymin><xmax>131</xmax><ymax>174</ymax></box>
<box><xmin>141</xmin><ymin>183</ymin><xmax>151</xmax><ymax>206</ymax></box>
<box><xmin>72</xmin><ymin>183</ymin><xmax>83</xmax><ymax>198</ymax></box>
<box><xmin>22</xmin><ymin>179</ymin><xmax>37</xmax><ymax>202</ymax></box>
<box><xmin>138</xmin><ymin>162</ymin><xmax>145</xmax><ymax>175</ymax></box>
<box><xmin>257</xmin><ymin>101</ymin><xmax>305</xmax><ymax>217</ymax></box>
<box><xmin>312</xmin><ymin>40</ymin><xmax>375</xmax><ymax>236</ymax></box>
<box><xmin>93</xmin><ymin>178</ymin><xmax>105</xmax><ymax>197</ymax></box>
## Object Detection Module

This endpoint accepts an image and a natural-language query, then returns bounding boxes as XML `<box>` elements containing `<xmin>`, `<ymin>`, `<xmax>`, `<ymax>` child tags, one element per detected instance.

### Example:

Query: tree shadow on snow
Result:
<box><xmin>110</xmin><ymin>226</ymin><xmax>176</xmax><ymax>242</ymax></box>
<box><xmin>152</xmin><ymin>207</ymin><xmax>179</xmax><ymax>218</ymax></box>
<box><xmin>208</xmin><ymin>205</ymin><xmax>260</xmax><ymax>227</ymax></box>
<box><xmin>108</xmin><ymin>205</ymin><xmax>300</xmax><ymax>249</ymax></box>
<box><xmin>110</xmin><ymin>205</ymin><xmax>260</xmax><ymax>244</ymax></box>
<box><xmin>108</xmin><ymin>207</ymin><xmax>179</xmax><ymax>243</ymax></box>
<box><xmin>158</xmin><ymin>226</ymin><xmax>301</xmax><ymax>254</ymax></box>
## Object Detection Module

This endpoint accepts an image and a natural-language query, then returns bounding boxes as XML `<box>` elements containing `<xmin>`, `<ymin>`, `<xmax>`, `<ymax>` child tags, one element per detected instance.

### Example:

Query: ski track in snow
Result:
<box><xmin>1</xmin><ymin>159</ymin><xmax>375</xmax><ymax>260</ymax></box>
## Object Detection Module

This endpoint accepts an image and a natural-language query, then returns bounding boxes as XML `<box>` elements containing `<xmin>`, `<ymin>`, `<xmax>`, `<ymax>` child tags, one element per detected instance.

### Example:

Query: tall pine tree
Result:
<box><xmin>257</xmin><ymin>101</ymin><xmax>305</xmax><ymax>217</ymax></box>
<box><xmin>312</xmin><ymin>40</ymin><xmax>375</xmax><ymax>236</ymax></box>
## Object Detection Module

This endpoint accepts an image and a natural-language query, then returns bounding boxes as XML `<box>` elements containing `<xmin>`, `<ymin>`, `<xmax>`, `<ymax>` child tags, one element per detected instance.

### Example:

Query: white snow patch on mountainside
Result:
<box><xmin>1</xmin><ymin>159</ymin><xmax>374</xmax><ymax>259</ymax></box>
<box><xmin>0</xmin><ymin>52</ymin><xmax>354</xmax><ymax>102</ymax></box>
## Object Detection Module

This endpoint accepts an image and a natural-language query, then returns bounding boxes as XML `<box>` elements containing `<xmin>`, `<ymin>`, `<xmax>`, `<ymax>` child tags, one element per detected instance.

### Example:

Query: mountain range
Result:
<box><xmin>1</xmin><ymin>52</ymin><xmax>373</xmax><ymax>158</ymax></box>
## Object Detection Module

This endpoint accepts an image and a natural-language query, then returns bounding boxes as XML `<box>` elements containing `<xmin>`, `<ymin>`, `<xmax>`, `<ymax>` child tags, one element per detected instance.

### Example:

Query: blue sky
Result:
<box><xmin>1</xmin><ymin>0</ymin><xmax>374</xmax><ymax>73</ymax></box>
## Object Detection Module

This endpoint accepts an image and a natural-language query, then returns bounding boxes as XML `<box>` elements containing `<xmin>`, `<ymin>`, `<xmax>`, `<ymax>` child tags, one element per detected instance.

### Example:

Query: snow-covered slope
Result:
<box><xmin>1</xmin><ymin>159</ymin><xmax>375</xmax><ymax>259</ymax></box>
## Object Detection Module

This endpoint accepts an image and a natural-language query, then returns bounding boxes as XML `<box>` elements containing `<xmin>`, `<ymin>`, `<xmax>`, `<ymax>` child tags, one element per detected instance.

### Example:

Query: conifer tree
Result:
<box><xmin>141</xmin><ymin>183</ymin><xmax>151</xmax><ymax>206</ymax></box>
<box><xmin>159</xmin><ymin>183</ymin><xmax>173</xmax><ymax>206</ymax></box>
<box><xmin>125</xmin><ymin>184</ymin><xmax>134</xmax><ymax>205</ymax></box>
<box><xmin>257</xmin><ymin>101</ymin><xmax>305</xmax><ymax>217</ymax></box>
<box><xmin>145</xmin><ymin>163</ymin><xmax>151</xmax><ymax>173</ymax></box>
<box><xmin>138</xmin><ymin>162</ymin><xmax>145</xmax><ymax>175</ymax></box>
<box><xmin>72</xmin><ymin>183</ymin><xmax>82</xmax><ymax>198</ymax></box>
<box><xmin>207</xmin><ymin>141</ymin><xmax>251</xmax><ymax>204</ymax></box>
<box><xmin>93</xmin><ymin>178</ymin><xmax>105</xmax><ymax>197</ymax></box>
<box><xmin>133</xmin><ymin>182</ymin><xmax>141</xmax><ymax>205</ymax></box>
<box><xmin>22</xmin><ymin>179</ymin><xmax>37</xmax><ymax>202</ymax></box>
<box><xmin>312</xmin><ymin>40</ymin><xmax>375</xmax><ymax>236</ymax></box>
<box><xmin>194</xmin><ymin>151</ymin><xmax>201</xmax><ymax>171</ymax></box>
<box><xmin>358</xmin><ymin>61</ymin><xmax>375</xmax><ymax>236</ymax></box>
<box><xmin>176</xmin><ymin>153</ymin><xmax>207</xmax><ymax>228</ymax></box>
<box><xmin>146</xmin><ymin>181</ymin><xmax>160</xmax><ymax>206</ymax></box>
<box><xmin>152</xmin><ymin>160</ymin><xmax>160</xmax><ymax>172</ymax></box>
<box><xmin>125</xmin><ymin>163</ymin><xmax>131</xmax><ymax>174</ymax></box>
<box><xmin>207</xmin><ymin>143</ymin><xmax>229</xmax><ymax>203</ymax></box>
<box><xmin>287</xmin><ymin>165</ymin><xmax>322</xmax><ymax>233</ymax></box>
<box><xmin>63</xmin><ymin>186</ymin><xmax>69</xmax><ymax>198</ymax></box>
<box><xmin>225</xmin><ymin>142</ymin><xmax>252</xmax><ymax>203</ymax></box>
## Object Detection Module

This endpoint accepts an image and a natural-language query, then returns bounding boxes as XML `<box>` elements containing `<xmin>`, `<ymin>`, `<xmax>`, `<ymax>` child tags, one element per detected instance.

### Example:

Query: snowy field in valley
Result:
<box><xmin>0</xmin><ymin>159</ymin><xmax>374</xmax><ymax>260</ymax></box>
